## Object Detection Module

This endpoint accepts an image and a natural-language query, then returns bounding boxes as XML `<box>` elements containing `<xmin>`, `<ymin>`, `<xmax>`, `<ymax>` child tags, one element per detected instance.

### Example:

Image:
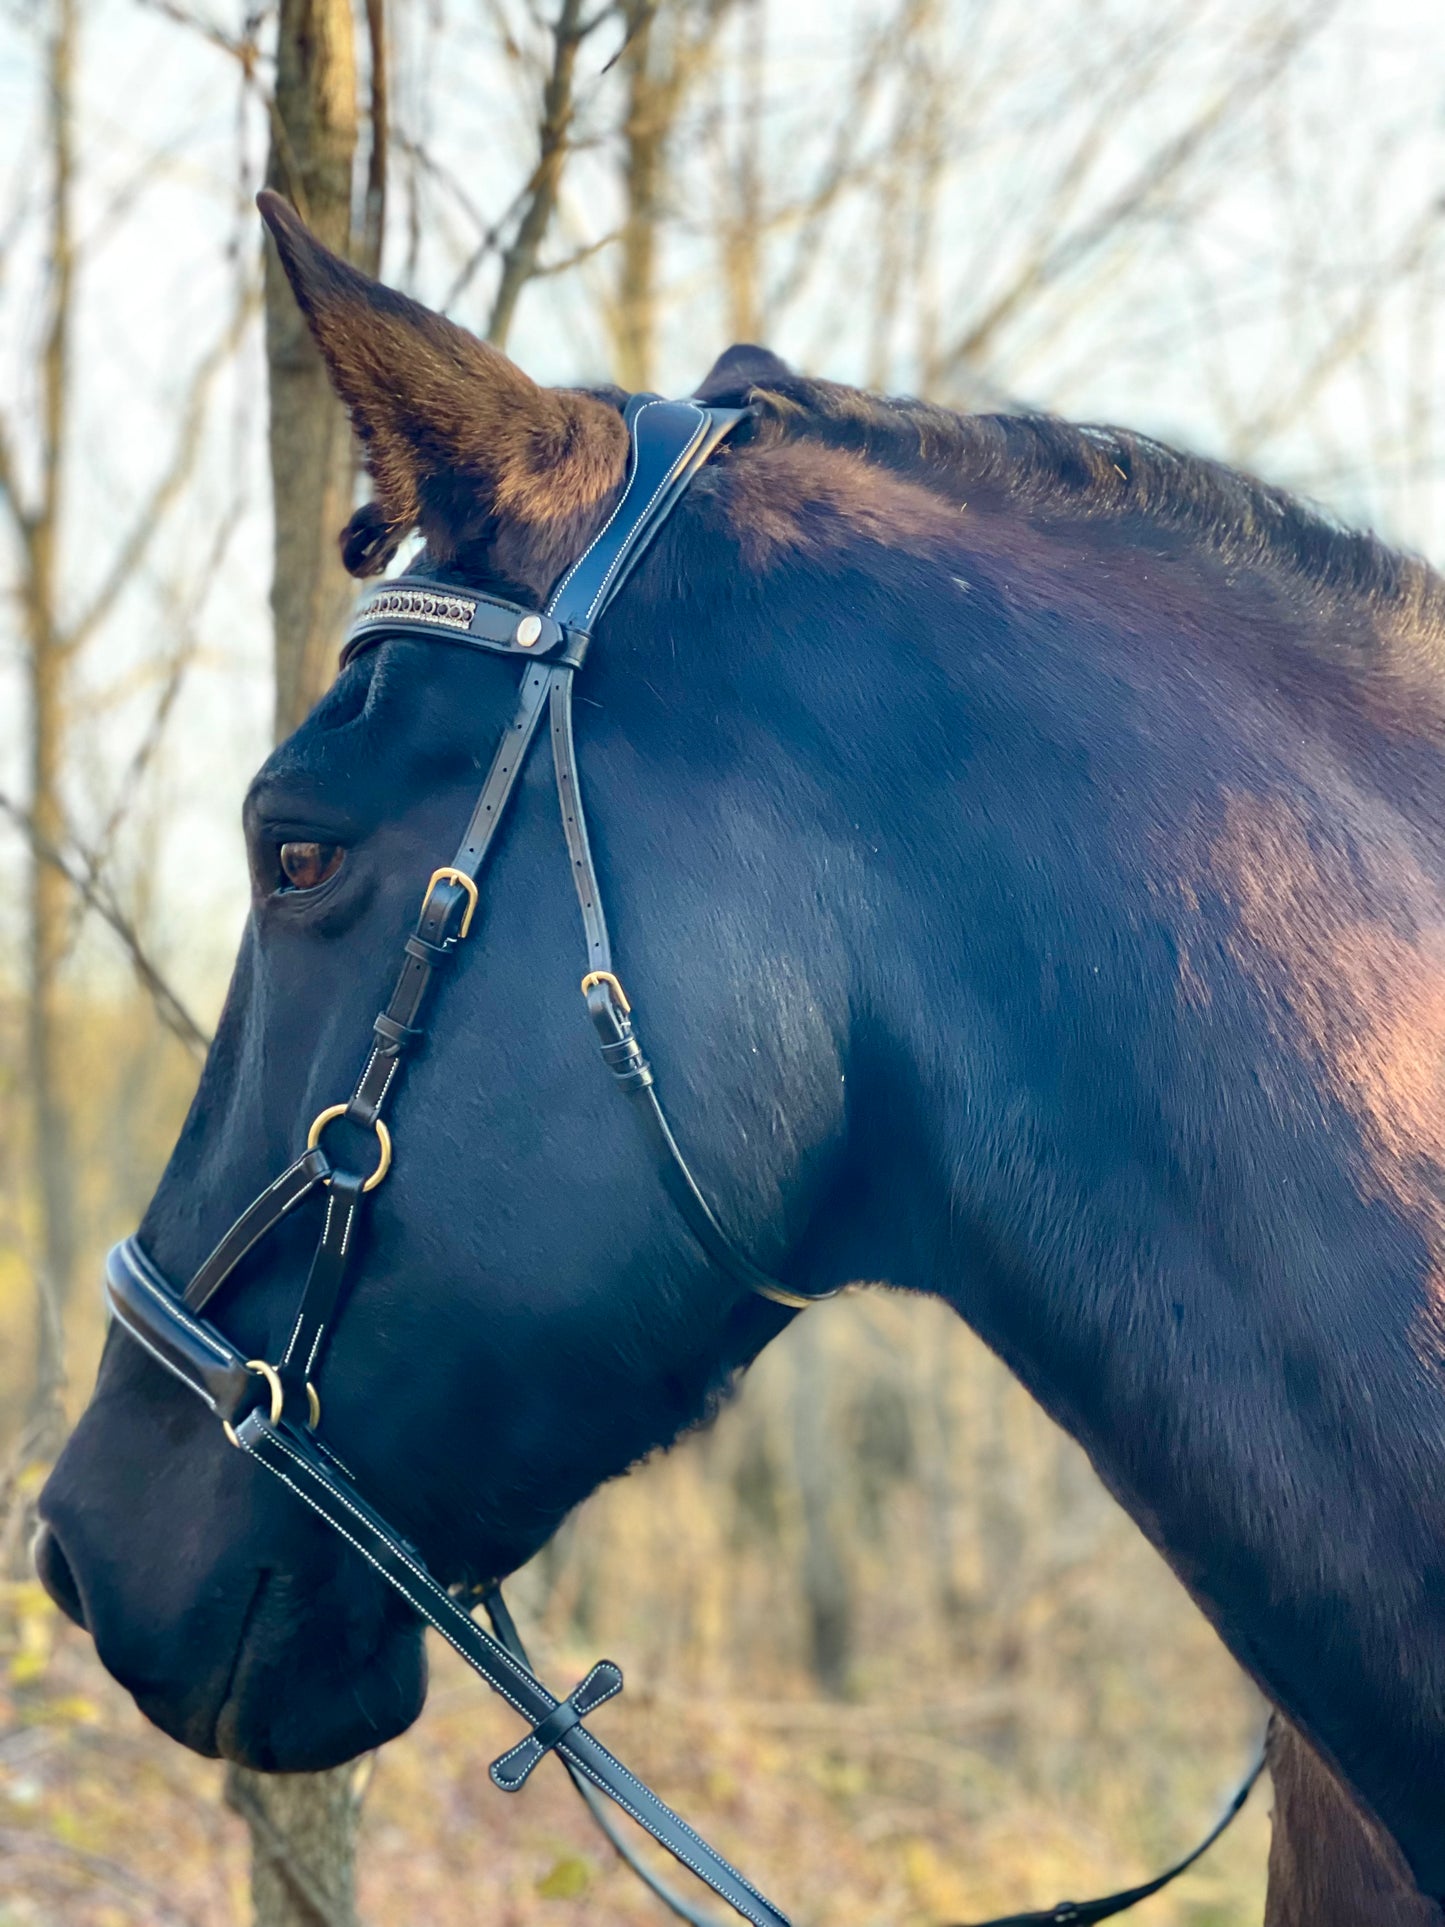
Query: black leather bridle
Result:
<box><xmin>102</xmin><ymin>395</ymin><xmax>1260</xmax><ymax>1927</ymax></box>
<box><xmin>106</xmin><ymin>397</ymin><xmax>818</xmax><ymax>1927</ymax></box>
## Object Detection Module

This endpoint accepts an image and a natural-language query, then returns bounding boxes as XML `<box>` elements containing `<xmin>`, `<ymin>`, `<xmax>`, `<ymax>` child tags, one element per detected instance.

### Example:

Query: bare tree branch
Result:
<box><xmin>486</xmin><ymin>0</ymin><xmax>592</xmax><ymax>348</ymax></box>
<box><xmin>133</xmin><ymin>0</ymin><xmax>262</xmax><ymax>71</ymax></box>
<box><xmin>77</xmin><ymin>505</ymin><xmax>244</xmax><ymax>916</ymax></box>
<box><xmin>934</xmin><ymin>1</ymin><xmax>1339</xmax><ymax>383</ymax></box>
<box><xmin>1234</xmin><ymin>198</ymin><xmax>1445</xmax><ymax>458</ymax></box>
<box><xmin>63</xmin><ymin>278</ymin><xmax>259</xmax><ymax>657</ymax></box>
<box><xmin>0</xmin><ymin>792</ymin><xmax>212</xmax><ymax>1058</ymax></box>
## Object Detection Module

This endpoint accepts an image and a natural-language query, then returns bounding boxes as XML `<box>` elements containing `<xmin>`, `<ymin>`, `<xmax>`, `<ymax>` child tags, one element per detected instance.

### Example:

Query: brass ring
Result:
<box><xmin>244</xmin><ymin>1359</ymin><xmax>285</xmax><ymax>1425</ymax></box>
<box><xmin>580</xmin><ymin>969</ymin><xmax>631</xmax><ymax>1014</ymax></box>
<box><xmin>222</xmin><ymin>1421</ymin><xmax>242</xmax><ymax>1449</ymax></box>
<box><xmin>306</xmin><ymin>1382</ymin><xmax>321</xmax><ymax>1429</ymax></box>
<box><xmin>422</xmin><ymin>866</ymin><xmax>479</xmax><ymax>939</ymax></box>
<box><xmin>306</xmin><ymin>1105</ymin><xmax>393</xmax><ymax>1192</ymax></box>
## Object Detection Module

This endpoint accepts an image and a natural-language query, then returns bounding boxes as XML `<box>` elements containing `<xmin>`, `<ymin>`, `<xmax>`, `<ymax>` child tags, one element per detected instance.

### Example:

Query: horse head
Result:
<box><xmin>34</xmin><ymin>198</ymin><xmax>885</xmax><ymax>1769</ymax></box>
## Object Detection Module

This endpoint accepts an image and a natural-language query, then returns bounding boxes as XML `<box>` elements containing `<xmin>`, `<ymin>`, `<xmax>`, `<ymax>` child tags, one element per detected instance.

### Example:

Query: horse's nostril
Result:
<box><xmin>32</xmin><ymin>1523</ymin><xmax>87</xmax><ymax>1630</ymax></box>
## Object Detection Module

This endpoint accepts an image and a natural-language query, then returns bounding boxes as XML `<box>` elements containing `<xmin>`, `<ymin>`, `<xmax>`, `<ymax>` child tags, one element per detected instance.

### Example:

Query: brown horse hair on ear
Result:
<box><xmin>258</xmin><ymin>190</ymin><xmax>629</xmax><ymax>599</ymax></box>
<box><xmin>341</xmin><ymin>500</ymin><xmax>404</xmax><ymax>578</ymax></box>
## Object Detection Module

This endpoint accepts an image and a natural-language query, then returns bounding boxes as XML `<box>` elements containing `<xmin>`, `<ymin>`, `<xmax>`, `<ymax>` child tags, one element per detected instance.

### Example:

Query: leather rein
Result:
<box><xmin>103</xmin><ymin>395</ymin><xmax>1260</xmax><ymax>1927</ymax></box>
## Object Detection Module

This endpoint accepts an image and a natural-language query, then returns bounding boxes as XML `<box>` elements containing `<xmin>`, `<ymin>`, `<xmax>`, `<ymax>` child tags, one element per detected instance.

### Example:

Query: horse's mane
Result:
<box><xmin>741</xmin><ymin>375</ymin><xmax>1445</xmax><ymax>669</ymax></box>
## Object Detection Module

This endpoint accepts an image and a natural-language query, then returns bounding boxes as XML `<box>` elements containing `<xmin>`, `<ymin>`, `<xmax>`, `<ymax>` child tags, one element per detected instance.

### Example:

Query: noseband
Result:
<box><xmin>103</xmin><ymin>396</ymin><xmax>1260</xmax><ymax>1927</ymax></box>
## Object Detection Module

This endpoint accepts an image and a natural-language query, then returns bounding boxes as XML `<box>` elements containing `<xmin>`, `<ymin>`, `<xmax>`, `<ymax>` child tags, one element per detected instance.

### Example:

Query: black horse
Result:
<box><xmin>36</xmin><ymin>200</ymin><xmax>1445</xmax><ymax>1920</ymax></box>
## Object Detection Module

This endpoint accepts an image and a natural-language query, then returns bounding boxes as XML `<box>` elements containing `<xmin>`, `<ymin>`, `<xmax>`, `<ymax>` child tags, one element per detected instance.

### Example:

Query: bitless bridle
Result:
<box><xmin>103</xmin><ymin>397</ymin><xmax>1260</xmax><ymax>1927</ymax></box>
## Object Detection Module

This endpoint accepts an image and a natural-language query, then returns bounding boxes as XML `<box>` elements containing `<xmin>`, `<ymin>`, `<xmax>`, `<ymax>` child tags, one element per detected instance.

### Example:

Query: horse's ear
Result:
<box><xmin>693</xmin><ymin>343</ymin><xmax>794</xmax><ymax>404</ymax></box>
<box><xmin>257</xmin><ymin>191</ymin><xmax>628</xmax><ymax>588</ymax></box>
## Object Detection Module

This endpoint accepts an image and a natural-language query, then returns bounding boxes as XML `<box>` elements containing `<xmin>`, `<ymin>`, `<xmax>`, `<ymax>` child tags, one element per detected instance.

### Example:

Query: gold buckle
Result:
<box><xmin>222</xmin><ymin>1364</ymin><xmax>320</xmax><ymax>1446</ymax></box>
<box><xmin>307</xmin><ymin>1105</ymin><xmax>393</xmax><ymax>1192</ymax></box>
<box><xmin>581</xmin><ymin>969</ymin><xmax>631</xmax><ymax>1014</ymax></box>
<box><xmin>421</xmin><ymin>866</ymin><xmax>479</xmax><ymax>939</ymax></box>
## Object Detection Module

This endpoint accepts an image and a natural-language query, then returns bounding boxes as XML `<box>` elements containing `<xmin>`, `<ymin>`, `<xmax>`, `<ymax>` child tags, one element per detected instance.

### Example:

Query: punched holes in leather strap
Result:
<box><xmin>489</xmin><ymin>1659</ymin><xmax>624</xmax><ymax>1791</ymax></box>
<box><xmin>404</xmin><ymin>932</ymin><xmax>454</xmax><ymax>967</ymax></box>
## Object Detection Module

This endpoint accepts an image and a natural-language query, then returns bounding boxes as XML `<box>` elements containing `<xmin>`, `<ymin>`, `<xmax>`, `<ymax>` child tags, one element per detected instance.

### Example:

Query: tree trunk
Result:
<box><xmin>21</xmin><ymin>0</ymin><xmax>78</xmax><ymax>1477</ymax></box>
<box><xmin>788</xmin><ymin>1315</ymin><xmax>854</xmax><ymax>1697</ymax></box>
<box><xmin>227</xmin><ymin>1766</ymin><xmax>365</xmax><ymax>1927</ymax></box>
<box><xmin>234</xmin><ymin>2</ymin><xmax>381</xmax><ymax>1918</ymax></box>
<box><xmin>611</xmin><ymin>5</ymin><xmax>668</xmax><ymax>392</ymax></box>
<box><xmin>264</xmin><ymin>0</ymin><xmax>364</xmax><ymax>739</ymax></box>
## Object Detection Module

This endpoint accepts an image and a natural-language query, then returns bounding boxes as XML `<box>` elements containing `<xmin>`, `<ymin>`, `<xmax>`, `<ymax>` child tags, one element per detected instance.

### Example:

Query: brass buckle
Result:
<box><xmin>307</xmin><ymin>1105</ymin><xmax>393</xmax><ymax>1192</ymax></box>
<box><xmin>421</xmin><ymin>866</ymin><xmax>479</xmax><ymax>939</ymax></box>
<box><xmin>581</xmin><ymin>969</ymin><xmax>631</xmax><ymax>1014</ymax></box>
<box><xmin>222</xmin><ymin>1361</ymin><xmax>320</xmax><ymax>1447</ymax></box>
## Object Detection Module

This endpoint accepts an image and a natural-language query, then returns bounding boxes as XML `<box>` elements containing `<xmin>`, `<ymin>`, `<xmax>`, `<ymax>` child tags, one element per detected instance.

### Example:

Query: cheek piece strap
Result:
<box><xmin>106</xmin><ymin>397</ymin><xmax>810</xmax><ymax>1927</ymax></box>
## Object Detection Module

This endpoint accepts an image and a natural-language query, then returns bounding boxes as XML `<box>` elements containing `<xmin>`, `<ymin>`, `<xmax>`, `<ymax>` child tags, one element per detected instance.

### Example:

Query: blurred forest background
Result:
<box><xmin>3</xmin><ymin>0</ymin><xmax>1445</xmax><ymax>1921</ymax></box>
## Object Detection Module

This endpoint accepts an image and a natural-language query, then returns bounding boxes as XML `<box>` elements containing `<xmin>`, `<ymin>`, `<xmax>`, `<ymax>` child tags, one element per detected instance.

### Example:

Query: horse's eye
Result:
<box><xmin>277</xmin><ymin>841</ymin><xmax>343</xmax><ymax>891</ymax></box>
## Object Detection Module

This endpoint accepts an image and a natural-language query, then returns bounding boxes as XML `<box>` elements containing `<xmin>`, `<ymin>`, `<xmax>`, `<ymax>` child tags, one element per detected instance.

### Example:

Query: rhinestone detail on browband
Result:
<box><xmin>356</xmin><ymin>586</ymin><xmax>477</xmax><ymax>631</ymax></box>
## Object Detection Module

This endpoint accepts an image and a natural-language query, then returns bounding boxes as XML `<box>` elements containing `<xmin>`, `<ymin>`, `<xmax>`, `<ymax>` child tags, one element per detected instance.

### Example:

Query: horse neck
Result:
<box><xmin>799</xmin><ymin>552</ymin><xmax>1445</xmax><ymax>1887</ymax></box>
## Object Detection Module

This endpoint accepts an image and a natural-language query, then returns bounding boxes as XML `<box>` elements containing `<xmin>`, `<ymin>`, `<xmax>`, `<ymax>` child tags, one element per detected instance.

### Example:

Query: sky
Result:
<box><xmin>1</xmin><ymin>0</ymin><xmax>1443</xmax><ymax>1015</ymax></box>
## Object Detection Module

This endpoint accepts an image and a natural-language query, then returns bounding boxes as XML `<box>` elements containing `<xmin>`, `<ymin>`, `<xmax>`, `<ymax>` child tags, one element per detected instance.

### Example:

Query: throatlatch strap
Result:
<box><xmin>548</xmin><ymin>660</ymin><xmax>829</xmax><ymax>1313</ymax></box>
<box><xmin>952</xmin><ymin>1749</ymin><xmax>1267</xmax><ymax>1927</ymax></box>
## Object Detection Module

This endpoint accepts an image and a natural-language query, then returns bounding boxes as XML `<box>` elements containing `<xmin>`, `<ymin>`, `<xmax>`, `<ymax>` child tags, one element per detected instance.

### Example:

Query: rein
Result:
<box><xmin>104</xmin><ymin>396</ymin><xmax>1261</xmax><ymax>1925</ymax></box>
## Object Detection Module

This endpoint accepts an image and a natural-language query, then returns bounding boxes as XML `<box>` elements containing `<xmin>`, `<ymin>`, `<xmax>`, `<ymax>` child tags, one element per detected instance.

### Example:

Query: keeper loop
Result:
<box><xmin>372</xmin><ymin>1012</ymin><xmax>424</xmax><ymax>1052</ymax></box>
<box><xmin>489</xmin><ymin>1659</ymin><xmax>624</xmax><ymax>1792</ymax></box>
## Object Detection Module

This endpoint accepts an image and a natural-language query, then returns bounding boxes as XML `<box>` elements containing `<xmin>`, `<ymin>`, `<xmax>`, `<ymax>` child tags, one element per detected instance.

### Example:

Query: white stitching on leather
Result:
<box><xmin>374</xmin><ymin>1057</ymin><xmax>399</xmax><ymax>1112</ymax></box>
<box><xmin>242</xmin><ymin>1430</ymin><xmax>783</xmax><ymax>1924</ymax></box>
<box><xmin>190</xmin><ymin>1159</ymin><xmax>323</xmax><ymax>1304</ymax></box>
<box><xmin>253</xmin><ymin>1427</ymin><xmax>539</xmax><ymax>1713</ymax></box>
<box><xmin>123</xmin><ymin>1249</ymin><xmax>231</xmax><ymax>1361</ymax></box>
<box><xmin>562</xmin><ymin>1747</ymin><xmax>778</xmax><ymax>1926</ymax></box>
<box><xmin>282</xmin><ymin>1192</ymin><xmax>335</xmax><ymax>1368</ymax></box>
<box><xmin>547</xmin><ymin>398</ymin><xmax>678</xmax><ymax>616</ymax></box>
<box><xmin>582</xmin><ymin>407</ymin><xmax>705</xmax><ymax>624</ymax></box>
<box><xmin>492</xmin><ymin>1734</ymin><xmax>545</xmax><ymax>1784</ymax></box>
<box><xmin>491</xmin><ymin>1660</ymin><xmax>623</xmax><ymax>1786</ymax></box>
<box><xmin>244</xmin><ymin>1442</ymin><xmax>534</xmax><ymax>1723</ymax></box>
<box><xmin>109</xmin><ymin>1303</ymin><xmax>220</xmax><ymax>1412</ymax></box>
<box><xmin>262</xmin><ymin>1410</ymin><xmax>786</xmax><ymax>1919</ymax></box>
